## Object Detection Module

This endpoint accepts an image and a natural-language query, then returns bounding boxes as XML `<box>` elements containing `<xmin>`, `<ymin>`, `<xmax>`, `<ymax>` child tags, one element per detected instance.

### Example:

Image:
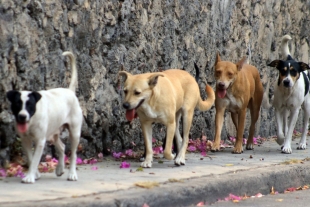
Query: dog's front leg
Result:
<box><xmin>298</xmin><ymin>110</ymin><xmax>310</xmax><ymax>150</ymax></box>
<box><xmin>282</xmin><ymin>108</ymin><xmax>300</xmax><ymax>154</ymax></box>
<box><xmin>22</xmin><ymin>139</ymin><xmax>46</xmax><ymax>183</ymax></box>
<box><xmin>275</xmin><ymin>109</ymin><xmax>285</xmax><ymax>145</ymax></box>
<box><xmin>233</xmin><ymin>109</ymin><xmax>247</xmax><ymax>154</ymax></box>
<box><xmin>141</xmin><ymin>121</ymin><xmax>154</xmax><ymax>168</ymax></box>
<box><xmin>212</xmin><ymin>106</ymin><xmax>225</xmax><ymax>152</ymax></box>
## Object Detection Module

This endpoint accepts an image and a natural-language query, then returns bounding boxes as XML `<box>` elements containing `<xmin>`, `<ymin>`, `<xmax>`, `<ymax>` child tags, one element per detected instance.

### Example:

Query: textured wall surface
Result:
<box><xmin>0</xmin><ymin>0</ymin><xmax>309</xmax><ymax>162</ymax></box>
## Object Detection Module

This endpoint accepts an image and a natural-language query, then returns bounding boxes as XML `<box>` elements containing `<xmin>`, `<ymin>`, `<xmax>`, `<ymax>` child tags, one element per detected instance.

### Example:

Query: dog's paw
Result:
<box><xmin>297</xmin><ymin>143</ymin><xmax>307</xmax><ymax>150</ymax></box>
<box><xmin>246</xmin><ymin>144</ymin><xmax>254</xmax><ymax>150</ymax></box>
<box><xmin>281</xmin><ymin>146</ymin><xmax>292</xmax><ymax>154</ymax></box>
<box><xmin>232</xmin><ymin>147</ymin><xmax>243</xmax><ymax>154</ymax></box>
<box><xmin>163</xmin><ymin>152</ymin><xmax>175</xmax><ymax>160</ymax></box>
<box><xmin>67</xmin><ymin>172</ymin><xmax>78</xmax><ymax>181</ymax></box>
<box><xmin>174</xmin><ymin>154</ymin><xmax>186</xmax><ymax>166</ymax></box>
<box><xmin>141</xmin><ymin>160</ymin><xmax>152</xmax><ymax>168</ymax></box>
<box><xmin>56</xmin><ymin>164</ymin><xmax>65</xmax><ymax>177</ymax></box>
<box><xmin>22</xmin><ymin>174</ymin><xmax>36</xmax><ymax>184</ymax></box>
<box><xmin>276</xmin><ymin>137</ymin><xmax>285</xmax><ymax>145</ymax></box>
<box><xmin>210</xmin><ymin>148</ymin><xmax>220</xmax><ymax>152</ymax></box>
<box><xmin>35</xmin><ymin>171</ymin><xmax>41</xmax><ymax>180</ymax></box>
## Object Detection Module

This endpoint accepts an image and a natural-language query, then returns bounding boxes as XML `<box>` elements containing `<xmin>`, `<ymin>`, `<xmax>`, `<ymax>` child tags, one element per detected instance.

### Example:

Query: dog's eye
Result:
<box><xmin>227</xmin><ymin>72</ymin><xmax>233</xmax><ymax>77</ymax></box>
<box><xmin>124</xmin><ymin>90</ymin><xmax>128</xmax><ymax>94</ymax></box>
<box><xmin>134</xmin><ymin>91</ymin><xmax>141</xmax><ymax>95</ymax></box>
<box><xmin>215</xmin><ymin>71</ymin><xmax>221</xmax><ymax>76</ymax></box>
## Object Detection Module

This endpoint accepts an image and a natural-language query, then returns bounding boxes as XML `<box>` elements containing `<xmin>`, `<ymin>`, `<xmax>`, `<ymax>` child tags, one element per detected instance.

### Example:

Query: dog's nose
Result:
<box><xmin>123</xmin><ymin>102</ymin><xmax>130</xmax><ymax>109</ymax></box>
<box><xmin>283</xmin><ymin>79</ymin><xmax>290</xmax><ymax>87</ymax></box>
<box><xmin>218</xmin><ymin>82</ymin><xmax>225</xmax><ymax>89</ymax></box>
<box><xmin>17</xmin><ymin>114</ymin><xmax>27</xmax><ymax>122</ymax></box>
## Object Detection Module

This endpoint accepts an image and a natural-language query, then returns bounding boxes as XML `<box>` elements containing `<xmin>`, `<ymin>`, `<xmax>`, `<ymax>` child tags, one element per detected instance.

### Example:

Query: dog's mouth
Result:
<box><xmin>217</xmin><ymin>88</ymin><xmax>227</xmax><ymax>98</ymax></box>
<box><xmin>16</xmin><ymin>121</ymin><xmax>29</xmax><ymax>134</ymax></box>
<box><xmin>125</xmin><ymin>99</ymin><xmax>145</xmax><ymax>121</ymax></box>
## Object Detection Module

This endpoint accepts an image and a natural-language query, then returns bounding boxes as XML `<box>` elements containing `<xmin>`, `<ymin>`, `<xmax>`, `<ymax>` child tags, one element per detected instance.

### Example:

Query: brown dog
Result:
<box><xmin>118</xmin><ymin>68</ymin><xmax>215</xmax><ymax>167</ymax></box>
<box><xmin>212</xmin><ymin>53</ymin><xmax>263</xmax><ymax>153</ymax></box>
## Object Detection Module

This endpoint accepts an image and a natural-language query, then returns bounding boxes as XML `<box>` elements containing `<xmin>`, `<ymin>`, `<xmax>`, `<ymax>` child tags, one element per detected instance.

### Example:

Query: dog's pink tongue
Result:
<box><xmin>17</xmin><ymin>123</ymin><xmax>28</xmax><ymax>133</ymax></box>
<box><xmin>126</xmin><ymin>109</ymin><xmax>136</xmax><ymax>121</ymax></box>
<box><xmin>217</xmin><ymin>89</ymin><xmax>227</xmax><ymax>98</ymax></box>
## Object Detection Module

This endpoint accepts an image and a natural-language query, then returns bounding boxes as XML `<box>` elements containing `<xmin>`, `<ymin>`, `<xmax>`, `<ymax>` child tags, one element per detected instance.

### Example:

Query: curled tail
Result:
<box><xmin>197</xmin><ymin>84</ymin><xmax>215</xmax><ymax>111</ymax></box>
<box><xmin>281</xmin><ymin>35</ymin><xmax>292</xmax><ymax>60</ymax></box>
<box><xmin>62</xmin><ymin>51</ymin><xmax>78</xmax><ymax>92</ymax></box>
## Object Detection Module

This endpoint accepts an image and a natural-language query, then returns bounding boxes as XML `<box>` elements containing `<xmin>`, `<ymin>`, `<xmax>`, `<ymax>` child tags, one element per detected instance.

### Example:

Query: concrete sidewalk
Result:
<box><xmin>1</xmin><ymin>138</ymin><xmax>310</xmax><ymax>207</ymax></box>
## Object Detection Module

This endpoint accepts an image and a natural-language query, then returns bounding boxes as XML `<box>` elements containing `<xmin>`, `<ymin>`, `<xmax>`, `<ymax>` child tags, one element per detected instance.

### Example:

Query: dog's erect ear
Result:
<box><xmin>267</xmin><ymin>60</ymin><xmax>282</xmax><ymax>69</ymax></box>
<box><xmin>148</xmin><ymin>74</ymin><xmax>164</xmax><ymax>88</ymax></box>
<box><xmin>298</xmin><ymin>62</ymin><xmax>310</xmax><ymax>71</ymax></box>
<box><xmin>236</xmin><ymin>56</ymin><xmax>247</xmax><ymax>71</ymax></box>
<box><xmin>30</xmin><ymin>91</ymin><xmax>42</xmax><ymax>103</ymax></box>
<box><xmin>215</xmin><ymin>52</ymin><xmax>221</xmax><ymax>66</ymax></box>
<box><xmin>118</xmin><ymin>71</ymin><xmax>132</xmax><ymax>82</ymax></box>
<box><xmin>6</xmin><ymin>90</ymin><xmax>19</xmax><ymax>103</ymax></box>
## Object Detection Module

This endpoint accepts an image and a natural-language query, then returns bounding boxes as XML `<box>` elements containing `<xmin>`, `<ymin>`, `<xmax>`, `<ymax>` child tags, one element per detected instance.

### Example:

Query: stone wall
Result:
<box><xmin>0</xmin><ymin>0</ymin><xmax>309</xmax><ymax>162</ymax></box>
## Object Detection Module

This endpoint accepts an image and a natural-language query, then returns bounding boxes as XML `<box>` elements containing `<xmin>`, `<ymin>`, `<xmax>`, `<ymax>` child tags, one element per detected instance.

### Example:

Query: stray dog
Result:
<box><xmin>6</xmin><ymin>51</ymin><xmax>83</xmax><ymax>183</ymax></box>
<box><xmin>267</xmin><ymin>35</ymin><xmax>310</xmax><ymax>153</ymax></box>
<box><xmin>118</xmin><ymin>66</ymin><xmax>215</xmax><ymax>167</ymax></box>
<box><xmin>212</xmin><ymin>53</ymin><xmax>263</xmax><ymax>153</ymax></box>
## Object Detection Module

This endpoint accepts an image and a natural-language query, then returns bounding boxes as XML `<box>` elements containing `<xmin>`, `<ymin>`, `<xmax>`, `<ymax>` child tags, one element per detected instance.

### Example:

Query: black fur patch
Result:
<box><xmin>6</xmin><ymin>91</ymin><xmax>42</xmax><ymax>123</ymax></box>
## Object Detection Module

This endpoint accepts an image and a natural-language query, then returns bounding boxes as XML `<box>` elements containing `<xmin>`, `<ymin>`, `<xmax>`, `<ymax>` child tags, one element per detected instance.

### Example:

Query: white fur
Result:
<box><xmin>15</xmin><ymin>52</ymin><xmax>83</xmax><ymax>183</ymax></box>
<box><xmin>272</xmin><ymin>35</ymin><xmax>310</xmax><ymax>153</ymax></box>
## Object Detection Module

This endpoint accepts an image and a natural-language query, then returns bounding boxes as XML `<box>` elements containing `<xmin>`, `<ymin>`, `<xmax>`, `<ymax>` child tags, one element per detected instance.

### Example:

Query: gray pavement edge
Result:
<box><xmin>2</xmin><ymin>162</ymin><xmax>310</xmax><ymax>207</ymax></box>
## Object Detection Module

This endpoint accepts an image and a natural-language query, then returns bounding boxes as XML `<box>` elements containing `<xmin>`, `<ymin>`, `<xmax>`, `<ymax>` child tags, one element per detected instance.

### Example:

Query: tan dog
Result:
<box><xmin>212</xmin><ymin>53</ymin><xmax>263</xmax><ymax>153</ymax></box>
<box><xmin>118</xmin><ymin>68</ymin><xmax>215</xmax><ymax>167</ymax></box>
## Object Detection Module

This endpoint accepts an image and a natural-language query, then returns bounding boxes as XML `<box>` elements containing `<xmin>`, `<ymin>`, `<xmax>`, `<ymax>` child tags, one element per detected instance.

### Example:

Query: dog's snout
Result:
<box><xmin>283</xmin><ymin>79</ymin><xmax>290</xmax><ymax>87</ymax></box>
<box><xmin>17</xmin><ymin>114</ymin><xmax>27</xmax><ymax>122</ymax></box>
<box><xmin>123</xmin><ymin>102</ymin><xmax>130</xmax><ymax>109</ymax></box>
<box><xmin>218</xmin><ymin>82</ymin><xmax>225</xmax><ymax>89</ymax></box>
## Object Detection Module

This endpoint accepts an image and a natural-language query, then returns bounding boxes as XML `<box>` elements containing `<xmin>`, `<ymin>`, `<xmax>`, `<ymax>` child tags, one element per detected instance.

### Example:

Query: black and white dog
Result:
<box><xmin>268</xmin><ymin>35</ymin><xmax>310</xmax><ymax>154</ymax></box>
<box><xmin>6</xmin><ymin>52</ymin><xmax>83</xmax><ymax>183</ymax></box>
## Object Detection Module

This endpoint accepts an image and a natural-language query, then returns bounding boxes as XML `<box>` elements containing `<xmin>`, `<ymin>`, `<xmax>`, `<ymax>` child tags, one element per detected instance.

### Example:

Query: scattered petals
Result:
<box><xmin>98</xmin><ymin>153</ymin><xmax>103</xmax><ymax>159</ymax></box>
<box><xmin>196</xmin><ymin>201</ymin><xmax>205</xmax><ymax>206</ymax></box>
<box><xmin>120</xmin><ymin>161</ymin><xmax>130</xmax><ymax>168</ymax></box>
<box><xmin>91</xmin><ymin>166</ymin><xmax>98</xmax><ymax>170</ymax></box>
<box><xmin>76</xmin><ymin>157</ymin><xmax>83</xmax><ymax>165</ymax></box>
<box><xmin>142</xmin><ymin>203</ymin><xmax>150</xmax><ymax>207</ymax></box>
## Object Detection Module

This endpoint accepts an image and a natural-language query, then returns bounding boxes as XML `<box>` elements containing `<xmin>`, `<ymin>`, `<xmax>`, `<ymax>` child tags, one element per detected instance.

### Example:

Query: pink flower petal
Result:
<box><xmin>120</xmin><ymin>161</ymin><xmax>130</xmax><ymax>168</ymax></box>
<box><xmin>91</xmin><ymin>166</ymin><xmax>98</xmax><ymax>170</ymax></box>
<box><xmin>98</xmin><ymin>153</ymin><xmax>103</xmax><ymax>159</ymax></box>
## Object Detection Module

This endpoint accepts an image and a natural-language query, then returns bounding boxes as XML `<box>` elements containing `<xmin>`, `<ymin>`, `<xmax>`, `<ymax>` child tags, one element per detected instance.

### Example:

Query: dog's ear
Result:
<box><xmin>6</xmin><ymin>90</ymin><xmax>19</xmax><ymax>103</ymax></box>
<box><xmin>215</xmin><ymin>52</ymin><xmax>221</xmax><ymax>66</ymax></box>
<box><xmin>298</xmin><ymin>62</ymin><xmax>310</xmax><ymax>71</ymax></box>
<box><xmin>148</xmin><ymin>74</ymin><xmax>164</xmax><ymax>88</ymax></box>
<box><xmin>30</xmin><ymin>91</ymin><xmax>42</xmax><ymax>103</ymax></box>
<box><xmin>118</xmin><ymin>71</ymin><xmax>132</xmax><ymax>82</ymax></box>
<box><xmin>267</xmin><ymin>60</ymin><xmax>282</xmax><ymax>68</ymax></box>
<box><xmin>236</xmin><ymin>56</ymin><xmax>247</xmax><ymax>71</ymax></box>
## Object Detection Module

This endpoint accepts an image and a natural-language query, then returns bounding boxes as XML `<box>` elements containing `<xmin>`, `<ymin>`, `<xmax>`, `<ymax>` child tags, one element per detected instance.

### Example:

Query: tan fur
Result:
<box><xmin>119</xmin><ymin>69</ymin><xmax>215</xmax><ymax>167</ymax></box>
<box><xmin>212</xmin><ymin>53</ymin><xmax>263</xmax><ymax>153</ymax></box>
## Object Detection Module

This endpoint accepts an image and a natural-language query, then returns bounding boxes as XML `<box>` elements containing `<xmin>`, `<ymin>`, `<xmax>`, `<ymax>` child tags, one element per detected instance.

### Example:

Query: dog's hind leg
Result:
<box><xmin>175</xmin><ymin>109</ymin><xmax>194</xmax><ymax>166</ymax></box>
<box><xmin>22</xmin><ymin>139</ymin><xmax>46</xmax><ymax>183</ymax></box>
<box><xmin>163</xmin><ymin>121</ymin><xmax>177</xmax><ymax>162</ymax></box>
<box><xmin>275</xmin><ymin>109</ymin><xmax>286</xmax><ymax>146</ymax></box>
<box><xmin>174</xmin><ymin>110</ymin><xmax>183</xmax><ymax>155</ymax></box>
<box><xmin>298</xmin><ymin>98</ymin><xmax>310</xmax><ymax>150</ymax></box>
<box><xmin>54</xmin><ymin>134</ymin><xmax>65</xmax><ymax>177</ymax></box>
<box><xmin>246</xmin><ymin>104</ymin><xmax>260</xmax><ymax>150</ymax></box>
<box><xmin>67</xmin><ymin>128</ymin><xmax>80</xmax><ymax>181</ymax></box>
<box><xmin>141</xmin><ymin>121</ymin><xmax>154</xmax><ymax>168</ymax></box>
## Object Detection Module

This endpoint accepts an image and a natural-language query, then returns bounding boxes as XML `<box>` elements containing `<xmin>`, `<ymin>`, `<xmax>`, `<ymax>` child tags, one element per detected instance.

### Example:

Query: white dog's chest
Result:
<box><xmin>218</xmin><ymin>93</ymin><xmax>242</xmax><ymax>113</ymax></box>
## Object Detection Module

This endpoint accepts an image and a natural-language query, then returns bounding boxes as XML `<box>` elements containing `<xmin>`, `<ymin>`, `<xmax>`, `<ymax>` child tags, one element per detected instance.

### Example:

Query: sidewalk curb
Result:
<box><xmin>3</xmin><ymin>163</ymin><xmax>310</xmax><ymax>207</ymax></box>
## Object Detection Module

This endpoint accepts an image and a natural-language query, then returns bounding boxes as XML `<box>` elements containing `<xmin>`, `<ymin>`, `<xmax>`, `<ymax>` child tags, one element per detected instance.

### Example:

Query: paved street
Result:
<box><xmin>1</xmin><ymin>138</ymin><xmax>310</xmax><ymax>207</ymax></box>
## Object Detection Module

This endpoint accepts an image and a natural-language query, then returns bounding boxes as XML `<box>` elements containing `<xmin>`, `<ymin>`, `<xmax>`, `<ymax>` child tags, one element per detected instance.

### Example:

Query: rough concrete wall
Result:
<box><xmin>0</xmin><ymin>0</ymin><xmax>309</xmax><ymax>161</ymax></box>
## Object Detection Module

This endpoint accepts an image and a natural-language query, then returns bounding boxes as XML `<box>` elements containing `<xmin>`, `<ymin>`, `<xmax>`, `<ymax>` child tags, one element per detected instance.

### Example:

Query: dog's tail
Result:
<box><xmin>63</xmin><ymin>51</ymin><xmax>78</xmax><ymax>92</ymax></box>
<box><xmin>281</xmin><ymin>35</ymin><xmax>292</xmax><ymax>60</ymax></box>
<box><xmin>197</xmin><ymin>84</ymin><xmax>215</xmax><ymax>111</ymax></box>
<box><xmin>194</xmin><ymin>62</ymin><xmax>200</xmax><ymax>83</ymax></box>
